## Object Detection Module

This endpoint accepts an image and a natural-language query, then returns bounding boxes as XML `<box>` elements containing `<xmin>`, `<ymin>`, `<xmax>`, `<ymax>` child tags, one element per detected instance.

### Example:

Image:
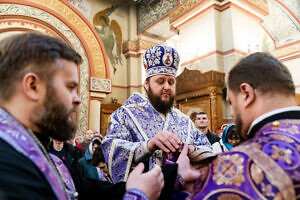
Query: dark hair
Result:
<box><xmin>91</xmin><ymin>146</ymin><xmax>105</xmax><ymax>166</ymax></box>
<box><xmin>190</xmin><ymin>112</ymin><xmax>198</xmax><ymax>122</ymax></box>
<box><xmin>92</xmin><ymin>139</ymin><xmax>101</xmax><ymax>147</ymax></box>
<box><xmin>0</xmin><ymin>32</ymin><xmax>82</xmax><ymax>102</ymax></box>
<box><xmin>228</xmin><ymin>52</ymin><xmax>295</xmax><ymax>96</ymax></box>
<box><xmin>226</xmin><ymin>126</ymin><xmax>240</xmax><ymax>140</ymax></box>
<box><xmin>197</xmin><ymin>111</ymin><xmax>207</xmax><ymax>115</ymax></box>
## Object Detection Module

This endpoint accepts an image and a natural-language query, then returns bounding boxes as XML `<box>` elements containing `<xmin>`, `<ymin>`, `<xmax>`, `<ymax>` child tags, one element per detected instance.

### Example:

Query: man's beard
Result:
<box><xmin>33</xmin><ymin>86</ymin><xmax>77</xmax><ymax>141</ymax></box>
<box><xmin>147</xmin><ymin>86</ymin><xmax>174</xmax><ymax>114</ymax></box>
<box><xmin>234</xmin><ymin>113</ymin><xmax>244</xmax><ymax>140</ymax></box>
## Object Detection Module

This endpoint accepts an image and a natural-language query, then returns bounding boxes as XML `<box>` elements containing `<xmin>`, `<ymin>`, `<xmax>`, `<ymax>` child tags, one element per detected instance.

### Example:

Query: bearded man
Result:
<box><xmin>191</xmin><ymin>52</ymin><xmax>299</xmax><ymax>199</ymax></box>
<box><xmin>0</xmin><ymin>33</ymin><xmax>168</xmax><ymax>200</ymax></box>
<box><xmin>102</xmin><ymin>45</ymin><xmax>213</xmax><ymax>185</ymax></box>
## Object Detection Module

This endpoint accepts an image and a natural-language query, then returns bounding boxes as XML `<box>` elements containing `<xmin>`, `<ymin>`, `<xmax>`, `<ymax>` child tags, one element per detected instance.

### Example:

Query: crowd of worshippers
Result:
<box><xmin>48</xmin><ymin>130</ymin><xmax>111</xmax><ymax>182</ymax></box>
<box><xmin>0</xmin><ymin>32</ymin><xmax>299</xmax><ymax>200</ymax></box>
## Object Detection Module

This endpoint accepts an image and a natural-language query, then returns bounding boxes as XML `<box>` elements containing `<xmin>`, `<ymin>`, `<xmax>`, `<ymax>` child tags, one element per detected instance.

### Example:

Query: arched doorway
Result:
<box><xmin>0</xmin><ymin>0</ymin><xmax>111</xmax><ymax>134</ymax></box>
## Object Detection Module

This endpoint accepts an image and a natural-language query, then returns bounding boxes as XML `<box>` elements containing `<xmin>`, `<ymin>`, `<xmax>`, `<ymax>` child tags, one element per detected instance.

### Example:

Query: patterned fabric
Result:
<box><xmin>192</xmin><ymin>113</ymin><xmax>300</xmax><ymax>200</ymax></box>
<box><xmin>123</xmin><ymin>189</ymin><xmax>148</xmax><ymax>200</ymax></box>
<box><xmin>102</xmin><ymin>92</ymin><xmax>212</xmax><ymax>183</ymax></box>
<box><xmin>0</xmin><ymin>108</ymin><xmax>77</xmax><ymax>200</ymax></box>
<box><xmin>143</xmin><ymin>45</ymin><xmax>180</xmax><ymax>78</ymax></box>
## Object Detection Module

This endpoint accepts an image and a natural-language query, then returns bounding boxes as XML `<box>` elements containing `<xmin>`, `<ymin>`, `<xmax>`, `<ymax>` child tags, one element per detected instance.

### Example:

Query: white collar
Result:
<box><xmin>247</xmin><ymin>106</ymin><xmax>300</xmax><ymax>135</ymax></box>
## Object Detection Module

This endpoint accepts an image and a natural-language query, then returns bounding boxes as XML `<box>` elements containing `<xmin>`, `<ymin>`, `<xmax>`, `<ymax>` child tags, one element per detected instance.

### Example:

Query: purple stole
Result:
<box><xmin>0</xmin><ymin>109</ymin><xmax>77</xmax><ymax>200</ymax></box>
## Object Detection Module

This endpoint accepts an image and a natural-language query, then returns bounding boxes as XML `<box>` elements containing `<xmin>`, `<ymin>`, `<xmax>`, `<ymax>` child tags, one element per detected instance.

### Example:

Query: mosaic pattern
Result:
<box><xmin>137</xmin><ymin>0</ymin><xmax>178</xmax><ymax>33</ymax></box>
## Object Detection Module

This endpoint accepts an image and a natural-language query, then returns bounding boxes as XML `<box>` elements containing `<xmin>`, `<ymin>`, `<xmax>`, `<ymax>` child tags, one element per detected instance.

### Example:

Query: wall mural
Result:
<box><xmin>93</xmin><ymin>5</ymin><xmax>123</xmax><ymax>74</ymax></box>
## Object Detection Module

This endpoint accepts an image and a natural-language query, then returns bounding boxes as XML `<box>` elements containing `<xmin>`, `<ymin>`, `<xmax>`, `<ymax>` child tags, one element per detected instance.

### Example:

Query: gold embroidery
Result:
<box><xmin>289</xmin><ymin>125</ymin><xmax>299</xmax><ymax>135</ymax></box>
<box><xmin>217</xmin><ymin>193</ymin><xmax>243</xmax><ymax>200</ymax></box>
<box><xmin>213</xmin><ymin>154</ymin><xmax>245</xmax><ymax>186</ymax></box>
<box><xmin>235</xmin><ymin>144</ymin><xmax>295</xmax><ymax>199</ymax></box>
<box><xmin>261</xmin><ymin>182</ymin><xmax>275</xmax><ymax>197</ymax></box>
<box><xmin>270</xmin><ymin>134</ymin><xmax>294</xmax><ymax>143</ymax></box>
<box><xmin>252</xmin><ymin>142</ymin><xmax>262</xmax><ymax>149</ymax></box>
<box><xmin>271</xmin><ymin>120</ymin><xmax>300</xmax><ymax>135</ymax></box>
<box><xmin>250</xmin><ymin>163</ymin><xmax>264</xmax><ymax>185</ymax></box>
<box><xmin>271</xmin><ymin>145</ymin><xmax>292</xmax><ymax>165</ymax></box>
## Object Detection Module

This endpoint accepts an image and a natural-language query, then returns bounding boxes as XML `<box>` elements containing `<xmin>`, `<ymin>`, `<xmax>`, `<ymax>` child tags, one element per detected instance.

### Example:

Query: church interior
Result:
<box><xmin>0</xmin><ymin>0</ymin><xmax>299</xmax><ymax>136</ymax></box>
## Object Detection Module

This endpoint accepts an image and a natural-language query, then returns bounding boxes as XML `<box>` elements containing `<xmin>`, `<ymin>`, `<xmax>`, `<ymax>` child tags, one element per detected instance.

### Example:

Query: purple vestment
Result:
<box><xmin>102</xmin><ymin>92</ymin><xmax>212</xmax><ymax>183</ymax></box>
<box><xmin>191</xmin><ymin>107</ymin><xmax>300</xmax><ymax>200</ymax></box>
<box><xmin>0</xmin><ymin>108</ymin><xmax>77</xmax><ymax>200</ymax></box>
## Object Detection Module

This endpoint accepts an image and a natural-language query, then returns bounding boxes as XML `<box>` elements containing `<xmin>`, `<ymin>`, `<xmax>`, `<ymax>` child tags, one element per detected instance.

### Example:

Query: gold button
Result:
<box><xmin>272</xmin><ymin>121</ymin><xmax>280</xmax><ymax>128</ymax></box>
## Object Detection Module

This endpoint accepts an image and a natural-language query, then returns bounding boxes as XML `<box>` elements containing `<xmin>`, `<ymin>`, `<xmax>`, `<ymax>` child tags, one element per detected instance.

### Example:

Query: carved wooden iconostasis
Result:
<box><xmin>0</xmin><ymin>0</ymin><xmax>111</xmax><ymax>135</ymax></box>
<box><xmin>175</xmin><ymin>69</ymin><xmax>225</xmax><ymax>133</ymax></box>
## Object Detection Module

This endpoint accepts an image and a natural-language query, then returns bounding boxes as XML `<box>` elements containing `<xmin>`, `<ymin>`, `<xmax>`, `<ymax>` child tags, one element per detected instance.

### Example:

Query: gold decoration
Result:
<box><xmin>170</xmin><ymin>0</ymin><xmax>204</xmax><ymax>24</ymax></box>
<box><xmin>1</xmin><ymin>0</ymin><xmax>108</xmax><ymax>135</ymax></box>
<box><xmin>272</xmin><ymin>121</ymin><xmax>280</xmax><ymax>129</ymax></box>
<box><xmin>123</xmin><ymin>39</ymin><xmax>158</xmax><ymax>54</ymax></box>
<box><xmin>213</xmin><ymin>154</ymin><xmax>245</xmax><ymax>186</ymax></box>
<box><xmin>235</xmin><ymin>144</ymin><xmax>295</xmax><ymax>199</ymax></box>
<box><xmin>271</xmin><ymin>145</ymin><xmax>292</xmax><ymax>165</ymax></box>
<box><xmin>250</xmin><ymin>163</ymin><xmax>264</xmax><ymax>185</ymax></box>
<box><xmin>29</xmin><ymin>0</ymin><xmax>107</xmax><ymax>78</ymax></box>
<box><xmin>217</xmin><ymin>193</ymin><xmax>243</xmax><ymax>200</ymax></box>
<box><xmin>170</xmin><ymin>0</ymin><xmax>268</xmax><ymax>25</ymax></box>
<box><xmin>270</xmin><ymin>134</ymin><xmax>294</xmax><ymax>143</ymax></box>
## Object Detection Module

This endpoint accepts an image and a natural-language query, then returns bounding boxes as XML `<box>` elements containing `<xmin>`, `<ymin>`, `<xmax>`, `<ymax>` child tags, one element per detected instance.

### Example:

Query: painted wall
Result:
<box><xmin>168</xmin><ymin>8</ymin><xmax>222</xmax><ymax>74</ymax></box>
<box><xmin>69</xmin><ymin>0</ymin><xmax>140</xmax><ymax>104</ymax></box>
<box><xmin>284</xmin><ymin>58</ymin><xmax>300</xmax><ymax>94</ymax></box>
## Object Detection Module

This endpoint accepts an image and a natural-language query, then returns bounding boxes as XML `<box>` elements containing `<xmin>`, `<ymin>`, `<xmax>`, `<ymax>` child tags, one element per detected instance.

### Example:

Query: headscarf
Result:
<box><xmin>222</xmin><ymin>123</ymin><xmax>235</xmax><ymax>150</ymax></box>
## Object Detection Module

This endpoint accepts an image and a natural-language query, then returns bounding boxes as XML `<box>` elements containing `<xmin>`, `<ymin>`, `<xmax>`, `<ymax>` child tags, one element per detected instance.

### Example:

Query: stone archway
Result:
<box><xmin>0</xmin><ymin>0</ymin><xmax>111</xmax><ymax>134</ymax></box>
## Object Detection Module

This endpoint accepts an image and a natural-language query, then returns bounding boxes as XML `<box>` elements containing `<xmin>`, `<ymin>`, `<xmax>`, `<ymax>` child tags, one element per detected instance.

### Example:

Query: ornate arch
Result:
<box><xmin>0</xmin><ymin>0</ymin><xmax>110</xmax><ymax>134</ymax></box>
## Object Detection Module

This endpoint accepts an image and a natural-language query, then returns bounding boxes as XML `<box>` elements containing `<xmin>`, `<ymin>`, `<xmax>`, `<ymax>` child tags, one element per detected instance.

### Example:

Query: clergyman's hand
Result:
<box><xmin>148</xmin><ymin>131</ymin><xmax>180</xmax><ymax>153</ymax></box>
<box><xmin>126</xmin><ymin>163</ymin><xmax>164</xmax><ymax>200</ymax></box>
<box><xmin>176</xmin><ymin>144</ymin><xmax>201</xmax><ymax>191</ymax></box>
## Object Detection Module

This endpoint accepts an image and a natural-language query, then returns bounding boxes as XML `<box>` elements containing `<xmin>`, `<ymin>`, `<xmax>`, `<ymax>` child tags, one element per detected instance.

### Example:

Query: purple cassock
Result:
<box><xmin>0</xmin><ymin>108</ymin><xmax>77</xmax><ymax>200</ymax></box>
<box><xmin>191</xmin><ymin>107</ymin><xmax>300</xmax><ymax>200</ymax></box>
<box><xmin>102</xmin><ymin>92</ymin><xmax>213</xmax><ymax>183</ymax></box>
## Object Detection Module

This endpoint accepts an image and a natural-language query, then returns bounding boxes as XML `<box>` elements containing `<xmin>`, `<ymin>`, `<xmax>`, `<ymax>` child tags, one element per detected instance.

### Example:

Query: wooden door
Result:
<box><xmin>100</xmin><ymin>103</ymin><xmax>121</xmax><ymax>136</ymax></box>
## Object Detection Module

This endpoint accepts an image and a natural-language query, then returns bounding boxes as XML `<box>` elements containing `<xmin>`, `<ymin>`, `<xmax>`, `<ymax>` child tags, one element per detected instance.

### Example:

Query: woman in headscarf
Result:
<box><xmin>212</xmin><ymin>124</ymin><xmax>242</xmax><ymax>153</ymax></box>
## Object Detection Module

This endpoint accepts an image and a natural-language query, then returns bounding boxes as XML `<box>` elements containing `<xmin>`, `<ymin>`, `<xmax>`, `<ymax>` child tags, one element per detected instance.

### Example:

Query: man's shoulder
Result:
<box><xmin>123</xmin><ymin>92</ymin><xmax>147</xmax><ymax>107</ymax></box>
<box><xmin>111</xmin><ymin>93</ymin><xmax>150</xmax><ymax>118</ymax></box>
<box><xmin>207</xmin><ymin>130</ymin><xmax>220</xmax><ymax>142</ymax></box>
<box><xmin>170</xmin><ymin>108</ymin><xmax>190</xmax><ymax>120</ymax></box>
<box><xmin>0</xmin><ymin>138</ymin><xmax>41</xmax><ymax>174</ymax></box>
<box><xmin>0</xmin><ymin>139</ymin><xmax>57</xmax><ymax>199</ymax></box>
